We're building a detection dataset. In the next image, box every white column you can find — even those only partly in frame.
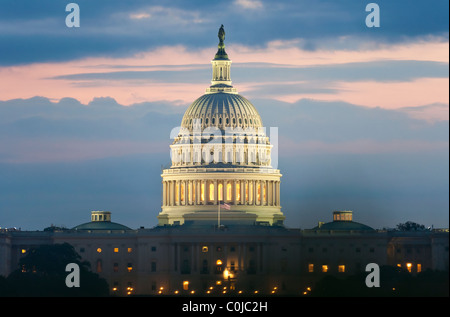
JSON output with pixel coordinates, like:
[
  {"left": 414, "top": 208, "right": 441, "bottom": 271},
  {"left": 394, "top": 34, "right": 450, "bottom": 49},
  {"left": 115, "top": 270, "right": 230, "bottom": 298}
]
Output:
[
  {"left": 276, "top": 181, "right": 280, "bottom": 206},
  {"left": 197, "top": 180, "right": 201, "bottom": 205},
  {"left": 233, "top": 180, "right": 237, "bottom": 205},
  {"left": 252, "top": 180, "right": 256, "bottom": 205},
  {"left": 163, "top": 181, "right": 167, "bottom": 206},
  {"left": 214, "top": 179, "right": 218, "bottom": 205},
  {"left": 240, "top": 180, "right": 245, "bottom": 205},
  {"left": 184, "top": 180, "right": 188, "bottom": 205},
  {"left": 177, "top": 180, "right": 181, "bottom": 206}
]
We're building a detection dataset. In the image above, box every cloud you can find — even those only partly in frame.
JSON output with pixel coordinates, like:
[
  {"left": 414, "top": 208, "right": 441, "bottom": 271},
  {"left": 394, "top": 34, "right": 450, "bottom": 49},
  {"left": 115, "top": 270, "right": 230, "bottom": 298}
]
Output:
[
  {"left": 234, "top": 0, "right": 263, "bottom": 10},
  {"left": 0, "top": 0, "right": 447, "bottom": 65}
]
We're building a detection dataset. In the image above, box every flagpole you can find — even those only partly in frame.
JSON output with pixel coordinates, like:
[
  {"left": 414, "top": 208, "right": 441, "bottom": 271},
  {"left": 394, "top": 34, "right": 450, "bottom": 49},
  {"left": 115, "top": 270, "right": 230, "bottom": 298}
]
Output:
[{"left": 218, "top": 201, "right": 221, "bottom": 228}]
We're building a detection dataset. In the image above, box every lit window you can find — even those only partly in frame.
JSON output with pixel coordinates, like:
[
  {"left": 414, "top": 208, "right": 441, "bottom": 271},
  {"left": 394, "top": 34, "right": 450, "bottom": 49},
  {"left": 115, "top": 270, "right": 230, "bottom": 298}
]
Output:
[
  {"left": 216, "top": 259, "right": 223, "bottom": 266},
  {"left": 218, "top": 183, "right": 223, "bottom": 201},
  {"left": 227, "top": 183, "right": 232, "bottom": 200},
  {"left": 21, "top": 249, "right": 26, "bottom": 254},
  {"left": 127, "top": 263, "right": 133, "bottom": 272},
  {"left": 201, "top": 183, "right": 205, "bottom": 201},
  {"left": 263, "top": 184, "right": 266, "bottom": 202},
  {"left": 322, "top": 265, "right": 328, "bottom": 273},
  {"left": 406, "top": 263, "right": 412, "bottom": 273},
  {"left": 97, "top": 248, "right": 102, "bottom": 253},
  {"left": 128, "top": 247, "right": 132, "bottom": 253},
  {"left": 308, "top": 264, "right": 314, "bottom": 273},
  {"left": 245, "top": 183, "right": 249, "bottom": 202},
  {"left": 181, "top": 182, "right": 185, "bottom": 202},
  {"left": 257, "top": 183, "right": 261, "bottom": 202},
  {"left": 209, "top": 183, "right": 215, "bottom": 201},
  {"left": 183, "top": 281, "right": 189, "bottom": 290},
  {"left": 338, "top": 265, "right": 345, "bottom": 273},
  {"left": 417, "top": 263, "right": 422, "bottom": 273},
  {"left": 114, "top": 247, "right": 119, "bottom": 253}
]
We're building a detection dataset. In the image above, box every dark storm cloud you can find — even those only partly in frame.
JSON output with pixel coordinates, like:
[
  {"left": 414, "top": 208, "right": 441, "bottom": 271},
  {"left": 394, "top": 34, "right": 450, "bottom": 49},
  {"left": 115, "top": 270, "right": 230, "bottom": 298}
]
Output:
[{"left": 0, "top": 0, "right": 448, "bottom": 65}]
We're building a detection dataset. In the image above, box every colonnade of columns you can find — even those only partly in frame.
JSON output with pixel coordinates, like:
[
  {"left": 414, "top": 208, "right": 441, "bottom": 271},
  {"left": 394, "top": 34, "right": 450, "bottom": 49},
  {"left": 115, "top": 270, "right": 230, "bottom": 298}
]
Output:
[{"left": 162, "top": 179, "right": 280, "bottom": 208}]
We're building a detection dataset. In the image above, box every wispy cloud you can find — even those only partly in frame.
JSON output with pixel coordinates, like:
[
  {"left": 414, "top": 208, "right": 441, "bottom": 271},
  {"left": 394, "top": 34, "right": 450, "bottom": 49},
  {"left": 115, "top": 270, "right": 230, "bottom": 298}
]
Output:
[{"left": 234, "top": 0, "right": 264, "bottom": 10}]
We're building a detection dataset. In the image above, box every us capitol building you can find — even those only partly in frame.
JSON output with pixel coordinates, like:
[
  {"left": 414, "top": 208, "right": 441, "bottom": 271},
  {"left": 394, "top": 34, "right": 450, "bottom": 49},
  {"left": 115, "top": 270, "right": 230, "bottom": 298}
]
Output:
[{"left": 0, "top": 26, "right": 448, "bottom": 296}]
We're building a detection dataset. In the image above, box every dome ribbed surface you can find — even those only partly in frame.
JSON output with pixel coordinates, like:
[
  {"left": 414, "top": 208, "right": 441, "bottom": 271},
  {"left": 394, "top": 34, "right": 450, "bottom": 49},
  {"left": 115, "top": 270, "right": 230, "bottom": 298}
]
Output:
[{"left": 180, "top": 93, "right": 263, "bottom": 130}]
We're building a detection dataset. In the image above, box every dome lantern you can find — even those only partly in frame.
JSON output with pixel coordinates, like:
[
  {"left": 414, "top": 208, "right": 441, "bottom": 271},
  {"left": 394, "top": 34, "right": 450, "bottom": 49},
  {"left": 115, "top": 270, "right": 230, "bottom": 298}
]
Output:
[{"left": 208, "top": 25, "right": 236, "bottom": 93}]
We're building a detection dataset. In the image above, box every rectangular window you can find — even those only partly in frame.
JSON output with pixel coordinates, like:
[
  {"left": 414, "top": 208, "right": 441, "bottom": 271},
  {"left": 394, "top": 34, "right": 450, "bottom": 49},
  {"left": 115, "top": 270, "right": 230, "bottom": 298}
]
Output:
[
  {"left": 245, "top": 182, "right": 249, "bottom": 202},
  {"left": 114, "top": 247, "right": 119, "bottom": 253},
  {"left": 235, "top": 182, "right": 240, "bottom": 201},
  {"left": 113, "top": 263, "right": 119, "bottom": 272},
  {"left": 201, "top": 183, "right": 205, "bottom": 201},
  {"left": 209, "top": 183, "right": 214, "bottom": 201},
  {"left": 227, "top": 183, "right": 232, "bottom": 201},
  {"left": 262, "top": 183, "right": 266, "bottom": 203},
  {"left": 338, "top": 265, "right": 345, "bottom": 273},
  {"left": 257, "top": 183, "right": 261, "bottom": 202},
  {"left": 151, "top": 261, "right": 157, "bottom": 272},
  {"left": 417, "top": 263, "right": 422, "bottom": 273},
  {"left": 128, "top": 247, "right": 132, "bottom": 253},
  {"left": 322, "top": 265, "right": 328, "bottom": 273},
  {"left": 308, "top": 263, "right": 314, "bottom": 273},
  {"left": 96, "top": 260, "right": 102, "bottom": 273},
  {"left": 181, "top": 182, "right": 185, "bottom": 203},
  {"left": 218, "top": 183, "right": 223, "bottom": 201},
  {"left": 127, "top": 263, "right": 133, "bottom": 272},
  {"left": 406, "top": 263, "right": 412, "bottom": 272}
]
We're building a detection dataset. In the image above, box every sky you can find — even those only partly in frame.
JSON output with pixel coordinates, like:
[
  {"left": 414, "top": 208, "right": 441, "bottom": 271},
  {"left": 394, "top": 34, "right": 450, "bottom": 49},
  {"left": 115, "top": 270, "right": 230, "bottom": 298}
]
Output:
[{"left": 0, "top": 0, "right": 448, "bottom": 230}]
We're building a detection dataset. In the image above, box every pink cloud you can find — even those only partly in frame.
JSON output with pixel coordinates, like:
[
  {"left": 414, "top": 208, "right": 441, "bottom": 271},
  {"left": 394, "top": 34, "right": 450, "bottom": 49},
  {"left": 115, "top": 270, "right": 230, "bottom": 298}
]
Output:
[{"left": 0, "top": 39, "right": 447, "bottom": 114}]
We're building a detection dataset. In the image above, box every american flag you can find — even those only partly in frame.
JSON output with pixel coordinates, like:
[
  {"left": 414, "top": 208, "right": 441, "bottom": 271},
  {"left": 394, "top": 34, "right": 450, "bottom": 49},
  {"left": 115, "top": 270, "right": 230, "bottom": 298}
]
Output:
[{"left": 220, "top": 202, "right": 231, "bottom": 210}]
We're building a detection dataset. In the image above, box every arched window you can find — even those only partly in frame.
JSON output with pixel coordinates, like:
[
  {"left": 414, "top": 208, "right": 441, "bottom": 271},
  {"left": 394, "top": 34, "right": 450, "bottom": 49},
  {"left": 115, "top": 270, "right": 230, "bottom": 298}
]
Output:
[
  {"left": 226, "top": 183, "right": 232, "bottom": 201},
  {"left": 216, "top": 259, "right": 223, "bottom": 273}
]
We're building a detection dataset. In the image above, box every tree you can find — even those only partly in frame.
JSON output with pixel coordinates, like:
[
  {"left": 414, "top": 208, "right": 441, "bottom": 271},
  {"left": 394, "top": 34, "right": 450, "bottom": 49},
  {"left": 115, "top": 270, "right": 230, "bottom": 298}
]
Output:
[
  {"left": 396, "top": 221, "right": 427, "bottom": 231},
  {"left": 4, "top": 243, "right": 109, "bottom": 296}
]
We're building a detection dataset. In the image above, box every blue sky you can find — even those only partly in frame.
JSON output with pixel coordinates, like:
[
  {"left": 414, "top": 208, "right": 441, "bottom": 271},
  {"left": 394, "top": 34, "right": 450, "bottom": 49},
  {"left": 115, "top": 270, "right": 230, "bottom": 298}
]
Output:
[{"left": 0, "top": 0, "right": 448, "bottom": 230}]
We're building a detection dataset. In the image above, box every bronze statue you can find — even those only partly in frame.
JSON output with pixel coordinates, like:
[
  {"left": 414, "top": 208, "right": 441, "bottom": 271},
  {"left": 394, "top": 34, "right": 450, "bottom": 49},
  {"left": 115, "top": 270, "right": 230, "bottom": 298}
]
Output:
[{"left": 218, "top": 24, "right": 225, "bottom": 44}]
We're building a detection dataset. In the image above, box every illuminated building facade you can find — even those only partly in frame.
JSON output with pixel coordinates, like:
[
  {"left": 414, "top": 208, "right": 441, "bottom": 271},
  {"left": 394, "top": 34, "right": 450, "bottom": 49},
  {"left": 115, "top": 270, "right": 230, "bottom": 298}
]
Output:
[{"left": 158, "top": 25, "right": 284, "bottom": 226}]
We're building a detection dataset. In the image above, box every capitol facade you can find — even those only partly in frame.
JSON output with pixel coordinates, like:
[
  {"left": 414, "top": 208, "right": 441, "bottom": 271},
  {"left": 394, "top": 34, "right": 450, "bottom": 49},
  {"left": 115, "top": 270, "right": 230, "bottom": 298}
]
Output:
[{"left": 0, "top": 26, "right": 448, "bottom": 297}]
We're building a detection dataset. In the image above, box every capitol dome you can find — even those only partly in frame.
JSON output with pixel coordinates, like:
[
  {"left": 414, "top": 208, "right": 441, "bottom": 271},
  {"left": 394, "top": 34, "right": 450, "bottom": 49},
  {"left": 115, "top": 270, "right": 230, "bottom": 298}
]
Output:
[
  {"left": 180, "top": 93, "right": 263, "bottom": 131},
  {"left": 158, "top": 25, "right": 285, "bottom": 227}
]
